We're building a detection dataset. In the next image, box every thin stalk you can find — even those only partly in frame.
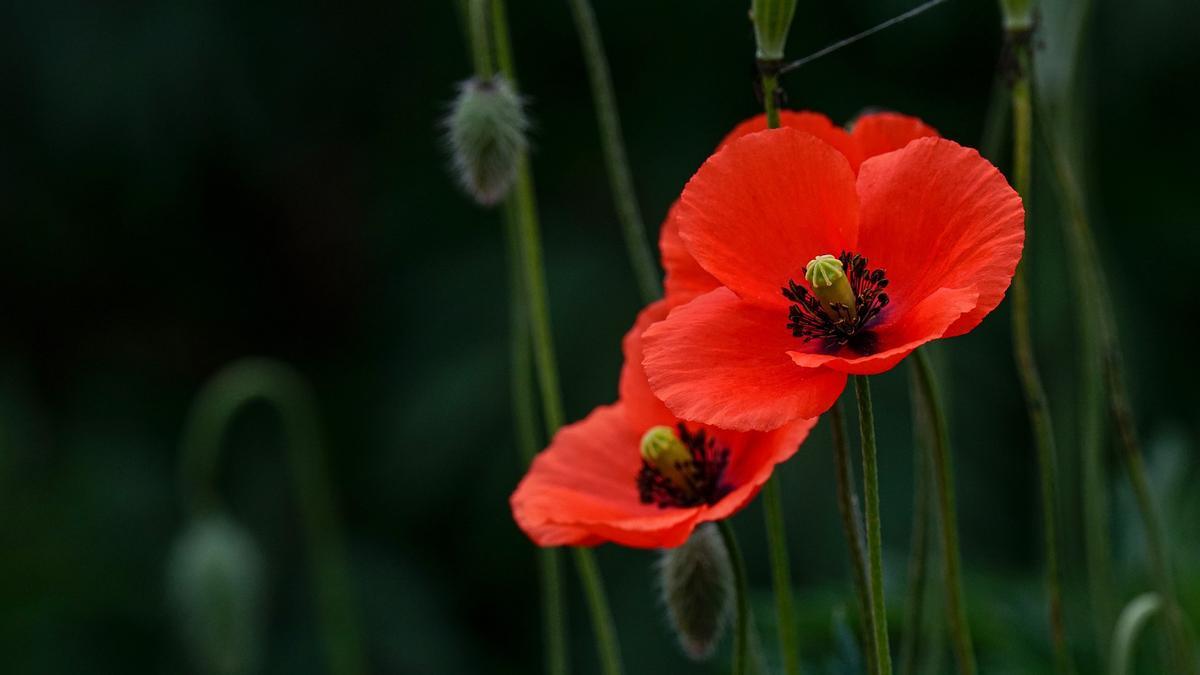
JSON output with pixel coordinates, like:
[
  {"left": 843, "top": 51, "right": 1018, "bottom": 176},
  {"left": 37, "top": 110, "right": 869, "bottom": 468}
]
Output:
[
  {"left": 178, "top": 359, "right": 366, "bottom": 675},
  {"left": 468, "top": 0, "right": 493, "bottom": 78},
  {"left": 1007, "top": 46, "right": 1076, "bottom": 675},
  {"left": 761, "top": 72, "right": 782, "bottom": 128},
  {"left": 1110, "top": 594, "right": 1163, "bottom": 675},
  {"left": 831, "top": 400, "right": 877, "bottom": 674},
  {"left": 491, "top": 5, "right": 623, "bottom": 672},
  {"left": 763, "top": 478, "right": 801, "bottom": 675},
  {"left": 504, "top": 201, "right": 568, "bottom": 675},
  {"left": 899, "top": 369, "right": 932, "bottom": 675},
  {"left": 911, "top": 350, "right": 979, "bottom": 675},
  {"left": 564, "top": 0, "right": 660, "bottom": 304},
  {"left": 853, "top": 375, "right": 893, "bottom": 675},
  {"left": 718, "top": 520, "right": 751, "bottom": 675}
]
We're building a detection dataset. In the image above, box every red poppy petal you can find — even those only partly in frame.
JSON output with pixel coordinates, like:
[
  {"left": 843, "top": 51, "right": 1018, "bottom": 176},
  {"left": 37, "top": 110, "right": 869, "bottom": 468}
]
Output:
[
  {"left": 675, "top": 128, "right": 860, "bottom": 309},
  {"left": 510, "top": 403, "right": 702, "bottom": 548},
  {"left": 619, "top": 299, "right": 680, "bottom": 433},
  {"left": 717, "top": 110, "right": 858, "bottom": 164},
  {"left": 786, "top": 286, "right": 979, "bottom": 375},
  {"left": 659, "top": 202, "right": 721, "bottom": 305},
  {"left": 849, "top": 112, "right": 939, "bottom": 167},
  {"left": 855, "top": 137, "right": 1025, "bottom": 336},
  {"left": 642, "top": 287, "right": 847, "bottom": 431}
]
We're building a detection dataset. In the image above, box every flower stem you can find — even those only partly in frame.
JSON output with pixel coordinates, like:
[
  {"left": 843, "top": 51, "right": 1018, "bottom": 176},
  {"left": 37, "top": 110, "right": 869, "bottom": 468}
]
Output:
[
  {"left": 1110, "top": 594, "right": 1163, "bottom": 675},
  {"left": 489, "top": 4, "right": 624, "bottom": 672},
  {"left": 763, "top": 477, "right": 802, "bottom": 675},
  {"left": 178, "top": 358, "right": 366, "bottom": 675},
  {"left": 504, "top": 199, "right": 568, "bottom": 675},
  {"left": 1007, "top": 48, "right": 1076, "bottom": 675},
  {"left": 853, "top": 375, "right": 893, "bottom": 675},
  {"left": 910, "top": 350, "right": 978, "bottom": 675},
  {"left": 831, "top": 400, "right": 877, "bottom": 673},
  {"left": 761, "top": 71, "right": 782, "bottom": 128},
  {"left": 718, "top": 520, "right": 751, "bottom": 675},
  {"left": 564, "top": 0, "right": 660, "bottom": 304},
  {"left": 899, "top": 368, "right": 932, "bottom": 675}
]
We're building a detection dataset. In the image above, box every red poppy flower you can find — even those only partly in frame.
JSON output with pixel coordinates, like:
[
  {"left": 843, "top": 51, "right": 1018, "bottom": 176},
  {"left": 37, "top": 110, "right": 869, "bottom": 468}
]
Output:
[
  {"left": 510, "top": 300, "right": 817, "bottom": 548},
  {"left": 644, "top": 124, "right": 1024, "bottom": 432}
]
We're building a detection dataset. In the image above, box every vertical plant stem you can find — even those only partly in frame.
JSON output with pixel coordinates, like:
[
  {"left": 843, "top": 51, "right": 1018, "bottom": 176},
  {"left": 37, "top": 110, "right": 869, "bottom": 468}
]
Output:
[
  {"left": 911, "top": 350, "right": 979, "bottom": 675},
  {"left": 899, "top": 369, "right": 932, "bottom": 675},
  {"left": 853, "top": 375, "right": 893, "bottom": 675},
  {"left": 468, "top": 0, "right": 494, "bottom": 77},
  {"left": 179, "top": 359, "right": 366, "bottom": 675},
  {"left": 831, "top": 400, "right": 877, "bottom": 674},
  {"left": 1110, "top": 594, "right": 1164, "bottom": 675},
  {"left": 564, "top": 0, "right": 660, "bottom": 303},
  {"left": 504, "top": 201, "right": 568, "bottom": 675},
  {"left": 1007, "top": 46, "right": 1075, "bottom": 675},
  {"left": 718, "top": 520, "right": 751, "bottom": 675},
  {"left": 763, "top": 479, "right": 801, "bottom": 675},
  {"left": 761, "top": 71, "right": 782, "bottom": 128}
]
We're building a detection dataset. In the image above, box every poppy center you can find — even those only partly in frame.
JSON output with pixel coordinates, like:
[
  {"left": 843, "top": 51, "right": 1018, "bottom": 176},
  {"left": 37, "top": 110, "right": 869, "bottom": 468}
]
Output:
[
  {"left": 637, "top": 424, "right": 732, "bottom": 509},
  {"left": 783, "top": 251, "right": 889, "bottom": 354}
]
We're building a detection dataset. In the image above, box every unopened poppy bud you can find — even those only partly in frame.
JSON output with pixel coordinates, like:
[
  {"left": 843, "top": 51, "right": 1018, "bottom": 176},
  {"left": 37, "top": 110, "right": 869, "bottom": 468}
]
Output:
[
  {"left": 167, "top": 515, "right": 265, "bottom": 675},
  {"left": 641, "top": 425, "right": 694, "bottom": 494},
  {"left": 446, "top": 75, "right": 528, "bottom": 206},
  {"left": 805, "top": 254, "right": 857, "bottom": 322},
  {"left": 658, "top": 523, "right": 734, "bottom": 660},
  {"left": 751, "top": 0, "right": 799, "bottom": 60}
]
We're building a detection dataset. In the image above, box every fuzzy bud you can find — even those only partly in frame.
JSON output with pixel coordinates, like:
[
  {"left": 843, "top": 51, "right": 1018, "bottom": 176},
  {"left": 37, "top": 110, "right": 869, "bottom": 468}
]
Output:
[
  {"left": 657, "top": 523, "right": 734, "bottom": 660},
  {"left": 167, "top": 515, "right": 265, "bottom": 675},
  {"left": 446, "top": 76, "right": 528, "bottom": 206},
  {"left": 751, "top": 0, "right": 799, "bottom": 61}
]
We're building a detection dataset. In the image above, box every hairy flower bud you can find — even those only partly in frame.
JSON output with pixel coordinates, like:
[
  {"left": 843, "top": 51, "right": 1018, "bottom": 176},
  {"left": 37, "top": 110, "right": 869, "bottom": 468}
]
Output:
[
  {"left": 657, "top": 523, "right": 734, "bottom": 660},
  {"left": 445, "top": 76, "right": 528, "bottom": 206},
  {"left": 167, "top": 515, "right": 265, "bottom": 675},
  {"left": 751, "top": 0, "right": 799, "bottom": 60}
]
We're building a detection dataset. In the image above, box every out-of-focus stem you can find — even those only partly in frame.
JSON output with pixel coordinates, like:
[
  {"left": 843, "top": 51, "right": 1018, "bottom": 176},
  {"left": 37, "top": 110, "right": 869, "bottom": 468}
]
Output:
[
  {"left": 179, "top": 359, "right": 366, "bottom": 675},
  {"left": 1110, "top": 594, "right": 1163, "bottom": 675},
  {"left": 1007, "top": 51, "right": 1074, "bottom": 674},
  {"left": 854, "top": 375, "right": 893, "bottom": 675},
  {"left": 899, "top": 369, "right": 932, "bottom": 675},
  {"left": 762, "top": 478, "right": 801, "bottom": 675},
  {"left": 831, "top": 400, "right": 877, "bottom": 674},
  {"left": 718, "top": 520, "right": 751, "bottom": 675},
  {"left": 911, "top": 350, "right": 978, "bottom": 675},
  {"left": 564, "top": 0, "right": 660, "bottom": 304}
]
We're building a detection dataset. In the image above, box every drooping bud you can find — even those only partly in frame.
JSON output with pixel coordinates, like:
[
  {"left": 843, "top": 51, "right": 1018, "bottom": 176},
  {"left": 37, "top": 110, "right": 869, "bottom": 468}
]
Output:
[
  {"left": 805, "top": 254, "right": 857, "bottom": 322},
  {"left": 750, "top": 0, "right": 799, "bottom": 60},
  {"left": 641, "top": 425, "right": 694, "bottom": 495},
  {"left": 167, "top": 515, "right": 265, "bottom": 675},
  {"left": 658, "top": 523, "right": 734, "bottom": 660},
  {"left": 445, "top": 75, "right": 528, "bottom": 206}
]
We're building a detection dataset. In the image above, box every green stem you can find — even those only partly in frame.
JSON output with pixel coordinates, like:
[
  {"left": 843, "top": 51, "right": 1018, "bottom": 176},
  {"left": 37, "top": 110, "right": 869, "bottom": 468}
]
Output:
[
  {"left": 564, "top": 0, "right": 660, "bottom": 304},
  {"left": 763, "top": 478, "right": 801, "bottom": 675},
  {"left": 178, "top": 358, "right": 366, "bottom": 675},
  {"left": 718, "top": 520, "right": 751, "bottom": 675},
  {"left": 853, "top": 375, "right": 893, "bottom": 675},
  {"left": 761, "top": 71, "right": 782, "bottom": 128},
  {"left": 1110, "top": 594, "right": 1163, "bottom": 675},
  {"left": 831, "top": 400, "right": 877, "bottom": 673},
  {"left": 468, "top": 0, "right": 493, "bottom": 77},
  {"left": 911, "top": 350, "right": 979, "bottom": 675},
  {"left": 1007, "top": 51, "right": 1076, "bottom": 675},
  {"left": 504, "top": 200, "right": 568, "bottom": 675},
  {"left": 899, "top": 368, "right": 932, "bottom": 675}
]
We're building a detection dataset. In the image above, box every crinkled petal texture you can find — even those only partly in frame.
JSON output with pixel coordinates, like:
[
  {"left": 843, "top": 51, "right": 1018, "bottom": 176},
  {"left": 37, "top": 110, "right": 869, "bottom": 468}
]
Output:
[
  {"left": 645, "top": 129, "right": 1023, "bottom": 428},
  {"left": 511, "top": 300, "right": 817, "bottom": 548}
]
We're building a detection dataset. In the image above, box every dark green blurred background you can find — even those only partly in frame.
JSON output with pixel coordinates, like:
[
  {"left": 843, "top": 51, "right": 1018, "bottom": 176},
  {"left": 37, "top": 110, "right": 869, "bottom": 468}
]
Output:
[{"left": 2, "top": 0, "right": 1198, "bottom": 673}]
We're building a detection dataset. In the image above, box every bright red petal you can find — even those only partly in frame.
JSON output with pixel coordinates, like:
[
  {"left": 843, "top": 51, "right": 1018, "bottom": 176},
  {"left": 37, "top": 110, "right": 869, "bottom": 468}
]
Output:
[
  {"left": 717, "top": 110, "right": 858, "bottom": 163},
  {"left": 675, "top": 128, "right": 860, "bottom": 308},
  {"left": 619, "top": 299, "right": 680, "bottom": 433},
  {"left": 642, "top": 287, "right": 847, "bottom": 431},
  {"left": 787, "top": 286, "right": 979, "bottom": 375},
  {"left": 856, "top": 137, "right": 1025, "bottom": 337},
  {"left": 510, "top": 404, "right": 701, "bottom": 548},
  {"left": 850, "top": 112, "right": 939, "bottom": 168},
  {"left": 659, "top": 203, "right": 720, "bottom": 305}
]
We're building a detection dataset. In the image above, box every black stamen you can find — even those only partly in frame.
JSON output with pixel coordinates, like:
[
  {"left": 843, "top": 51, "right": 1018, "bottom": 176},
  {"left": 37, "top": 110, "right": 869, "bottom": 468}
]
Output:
[
  {"left": 637, "top": 424, "right": 732, "bottom": 509},
  {"left": 784, "top": 251, "right": 889, "bottom": 354}
]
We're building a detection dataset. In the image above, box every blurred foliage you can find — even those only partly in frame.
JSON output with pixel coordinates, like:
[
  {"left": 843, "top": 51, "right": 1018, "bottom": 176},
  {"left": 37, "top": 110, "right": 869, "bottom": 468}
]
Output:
[{"left": 1, "top": 0, "right": 1199, "bottom": 673}]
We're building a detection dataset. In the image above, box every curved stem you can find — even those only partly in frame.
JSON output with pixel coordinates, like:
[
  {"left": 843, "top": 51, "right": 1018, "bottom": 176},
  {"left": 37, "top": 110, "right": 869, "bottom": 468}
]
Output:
[
  {"left": 853, "top": 375, "right": 893, "bottom": 675},
  {"left": 911, "top": 350, "right": 978, "bottom": 675},
  {"left": 763, "top": 478, "right": 801, "bottom": 675},
  {"left": 831, "top": 400, "right": 877, "bottom": 673},
  {"left": 1007, "top": 53, "right": 1076, "bottom": 675},
  {"left": 899, "top": 368, "right": 932, "bottom": 675},
  {"left": 718, "top": 520, "right": 751, "bottom": 675},
  {"left": 178, "top": 358, "right": 366, "bottom": 675},
  {"left": 1110, "top": 594, "right": 1163, "bottom": 675},
  {"left": 564, "top": 0, "right": 660, "bottom": 304}
]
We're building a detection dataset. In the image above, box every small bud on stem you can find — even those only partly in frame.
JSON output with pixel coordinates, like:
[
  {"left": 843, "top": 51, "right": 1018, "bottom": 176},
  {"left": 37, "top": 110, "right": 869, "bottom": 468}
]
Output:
[
  {"left": 446, "top": 76, "right": 528, "bottom": 207},
  {"left": 658, "top": 523, "right": 734, "bottom": 660}
]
